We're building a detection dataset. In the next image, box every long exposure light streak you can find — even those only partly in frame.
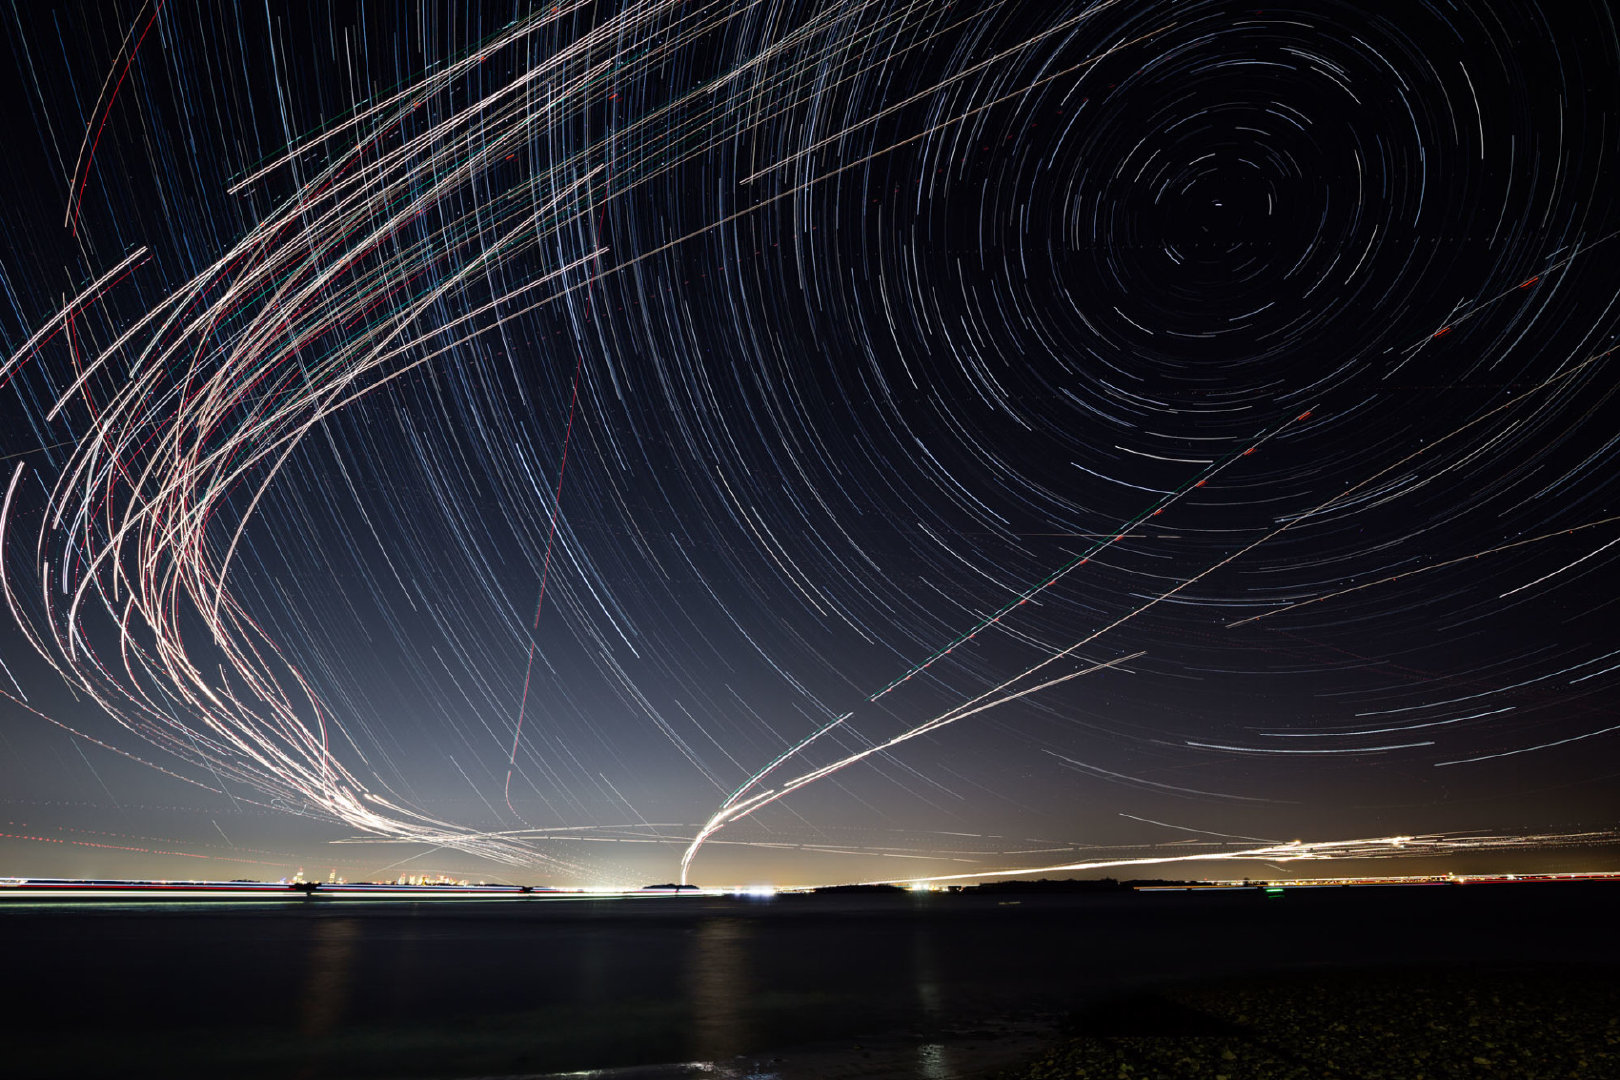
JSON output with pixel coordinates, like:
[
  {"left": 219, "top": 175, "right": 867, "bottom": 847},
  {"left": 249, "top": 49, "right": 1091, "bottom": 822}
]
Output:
[{"left": 879, "top": 831, "right": 1620, "bottom": 885}]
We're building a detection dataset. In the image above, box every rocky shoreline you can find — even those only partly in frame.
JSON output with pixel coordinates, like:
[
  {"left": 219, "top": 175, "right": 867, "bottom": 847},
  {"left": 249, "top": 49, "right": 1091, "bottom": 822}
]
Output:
[{"left": 991, "top": 967, "right": 1618, "bottom": 1080}]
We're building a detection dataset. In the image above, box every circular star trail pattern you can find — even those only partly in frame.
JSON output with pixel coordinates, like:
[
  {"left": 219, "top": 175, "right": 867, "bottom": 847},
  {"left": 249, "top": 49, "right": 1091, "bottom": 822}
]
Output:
[{"left": 0, "top": 0, "right": 1617, "bottom": 884}]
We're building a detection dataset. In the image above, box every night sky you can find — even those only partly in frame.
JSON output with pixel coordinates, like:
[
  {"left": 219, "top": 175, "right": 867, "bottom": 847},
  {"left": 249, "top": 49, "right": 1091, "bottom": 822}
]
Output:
[{"left": 1, "top": 0, "right": 1618, "bottom": 888}]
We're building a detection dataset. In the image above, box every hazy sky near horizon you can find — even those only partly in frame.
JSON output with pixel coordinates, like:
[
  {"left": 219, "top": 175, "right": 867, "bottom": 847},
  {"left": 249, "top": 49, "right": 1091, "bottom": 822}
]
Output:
[{"left": 2, "top": 0, "right": 1618, "bottom": 887}]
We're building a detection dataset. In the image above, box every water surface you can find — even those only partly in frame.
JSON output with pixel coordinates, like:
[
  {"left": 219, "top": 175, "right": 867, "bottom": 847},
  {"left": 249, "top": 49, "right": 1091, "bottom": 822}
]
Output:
[{"left": 3, "top": 884, "right": 1613, "bottom": 1078}]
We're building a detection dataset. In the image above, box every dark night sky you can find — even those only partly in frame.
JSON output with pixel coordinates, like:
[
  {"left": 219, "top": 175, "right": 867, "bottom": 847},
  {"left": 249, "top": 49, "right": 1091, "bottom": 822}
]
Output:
[{"left": 1, "top": 0, "right": 1617, "bottom": 887}]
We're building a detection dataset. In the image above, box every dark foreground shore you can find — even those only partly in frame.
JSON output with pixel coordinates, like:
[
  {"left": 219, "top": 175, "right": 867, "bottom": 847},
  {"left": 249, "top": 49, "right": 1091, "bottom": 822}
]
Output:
[{"left": 995, "top": 966, "right": 1618, "bottom": 1080}]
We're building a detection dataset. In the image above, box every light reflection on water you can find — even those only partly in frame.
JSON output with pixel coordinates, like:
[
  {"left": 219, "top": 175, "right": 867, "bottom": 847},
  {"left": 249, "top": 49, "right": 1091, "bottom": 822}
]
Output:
[
  {"left": 300, "top": 917, "right": 358, "bottom": 1037},
  {"left": 538, "top": 1065, "right": 782, "bottom": 1080},
  {"left": 916, "top": 1044, "right": 950, "bottom": 1080},
  {"left": 911, "top": 924, "right": 952, "bottom": 1080},
  {"left": 690, "top": 918, "right": 752, "bottom": 1064}
]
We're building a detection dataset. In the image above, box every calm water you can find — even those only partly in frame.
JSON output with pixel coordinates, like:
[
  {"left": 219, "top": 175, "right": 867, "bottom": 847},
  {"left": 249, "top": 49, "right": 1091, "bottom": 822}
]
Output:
[{"left": 2, "top": 885, "right": 1615, "bottom": 1078}]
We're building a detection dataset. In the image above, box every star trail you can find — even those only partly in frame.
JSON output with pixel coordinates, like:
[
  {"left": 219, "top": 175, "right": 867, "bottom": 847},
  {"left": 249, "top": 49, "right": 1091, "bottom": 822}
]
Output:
[{"left": 0, "top": 0, "right": 1617, "bottom": 887}]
